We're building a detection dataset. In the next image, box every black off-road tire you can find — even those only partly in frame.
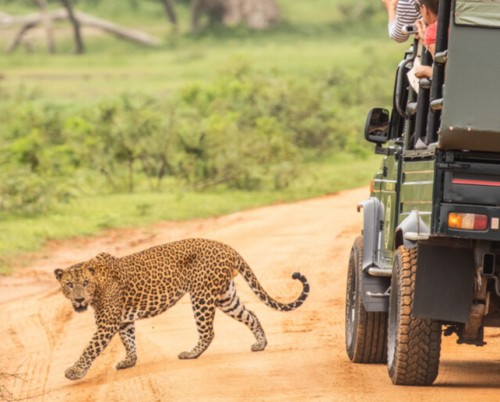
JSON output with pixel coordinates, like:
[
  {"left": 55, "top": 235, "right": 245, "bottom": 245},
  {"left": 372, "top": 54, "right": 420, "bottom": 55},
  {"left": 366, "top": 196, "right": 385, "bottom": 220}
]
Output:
[
  {"left": 387, "top": 246, "right": 441, "bottom": 385},
  {"left": 345, "top": 236, "right": 388, "bottom": 363}
]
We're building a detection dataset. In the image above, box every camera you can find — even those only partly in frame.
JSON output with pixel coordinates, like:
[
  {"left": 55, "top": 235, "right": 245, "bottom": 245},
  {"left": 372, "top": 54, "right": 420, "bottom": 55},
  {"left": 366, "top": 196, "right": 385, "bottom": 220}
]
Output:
[{"left": 403, "top": 24, "right": 417, "bottom": 34}]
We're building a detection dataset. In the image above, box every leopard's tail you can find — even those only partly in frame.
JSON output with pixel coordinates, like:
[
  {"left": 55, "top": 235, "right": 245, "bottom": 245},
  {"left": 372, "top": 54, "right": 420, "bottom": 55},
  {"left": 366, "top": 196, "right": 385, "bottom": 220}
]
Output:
[{"left": 236, "top": 258, "right": 310, "bottom": 311}]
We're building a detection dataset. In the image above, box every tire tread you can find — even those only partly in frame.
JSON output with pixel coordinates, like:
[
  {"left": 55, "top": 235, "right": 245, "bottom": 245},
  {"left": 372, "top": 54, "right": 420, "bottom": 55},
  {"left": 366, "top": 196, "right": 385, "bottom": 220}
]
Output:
[{"left": 388, "top": 246, "right": 441, "bottom": 385}]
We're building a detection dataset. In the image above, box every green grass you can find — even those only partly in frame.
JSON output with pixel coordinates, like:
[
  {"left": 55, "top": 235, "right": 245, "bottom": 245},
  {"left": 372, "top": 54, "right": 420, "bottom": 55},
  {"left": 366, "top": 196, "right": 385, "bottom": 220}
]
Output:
[
  {"left": 0, "top": 154, "right": 379, "bottom": 273},
  {"left": 0, "top": 39, "right": 404, "bottom": 100}
]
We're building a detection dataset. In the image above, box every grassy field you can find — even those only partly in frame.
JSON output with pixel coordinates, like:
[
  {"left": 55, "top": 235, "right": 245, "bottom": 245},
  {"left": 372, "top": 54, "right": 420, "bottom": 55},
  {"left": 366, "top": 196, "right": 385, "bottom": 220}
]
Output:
[
  {"left": 0, "top": 0, "right": 409, "bottom": 272},
  {"left": 0, "top": 1, "right": 407, "bottom": 98},
  {"left": 0, "top": 154, "right": 379, "bottom": 269}
]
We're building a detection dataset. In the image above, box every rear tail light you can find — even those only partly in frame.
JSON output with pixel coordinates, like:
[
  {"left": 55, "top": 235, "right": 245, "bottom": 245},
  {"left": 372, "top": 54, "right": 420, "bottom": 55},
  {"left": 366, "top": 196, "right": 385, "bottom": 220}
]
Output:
[{"left": 448, "top": 213, "right": 488, "bottom": 231}]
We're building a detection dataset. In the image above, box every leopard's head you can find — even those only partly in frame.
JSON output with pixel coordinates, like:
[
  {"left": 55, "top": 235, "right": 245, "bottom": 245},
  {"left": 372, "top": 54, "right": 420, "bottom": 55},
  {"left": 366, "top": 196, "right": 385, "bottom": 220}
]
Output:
[{"left": 54, "top": 262, "right": 97, "bottom": 313}]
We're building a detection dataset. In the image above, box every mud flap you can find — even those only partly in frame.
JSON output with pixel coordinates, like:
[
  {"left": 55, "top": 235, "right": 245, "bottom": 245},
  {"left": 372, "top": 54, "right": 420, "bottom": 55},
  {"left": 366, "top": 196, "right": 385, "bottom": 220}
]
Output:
[
  {"left": 413, "top": 243, "right": 474, "bottom": 323},
  {"left": 362, "top": 271, "right": 390, "bottom": 312},
  {"left": 358, "top": 197, "right": 390, "bottom": 312}
]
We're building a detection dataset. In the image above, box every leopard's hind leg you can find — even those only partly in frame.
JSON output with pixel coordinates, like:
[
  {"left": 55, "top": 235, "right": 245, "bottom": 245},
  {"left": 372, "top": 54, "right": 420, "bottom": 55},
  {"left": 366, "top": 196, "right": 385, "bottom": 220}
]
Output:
[
  {"left": 217, "top": 280, "right": 267, "bottom": 352},
  {"left": 116, "top": 322, "right": 137, "bottom": 369},
  {"left": 178, "top": 293, "right": 216, "bottom": 359}
]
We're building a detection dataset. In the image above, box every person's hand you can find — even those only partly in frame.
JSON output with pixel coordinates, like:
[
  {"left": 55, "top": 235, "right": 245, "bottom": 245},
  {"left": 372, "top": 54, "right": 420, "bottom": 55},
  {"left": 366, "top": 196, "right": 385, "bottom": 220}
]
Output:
[
  {"left": 415, "top": 65, "right": 432, "bottom": 78},
  {"left": 415, "top": 18, "right": 426, "bottom": 41},
  {"left": 416, "top": 18, "right": 426, "bottom": 37}
]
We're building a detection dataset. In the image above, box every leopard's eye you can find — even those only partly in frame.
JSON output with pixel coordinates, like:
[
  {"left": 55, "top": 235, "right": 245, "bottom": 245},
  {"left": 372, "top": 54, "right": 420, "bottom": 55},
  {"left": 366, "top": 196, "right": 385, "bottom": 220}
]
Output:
[
  {"left": 83, "top": 280, "right": 89, "bottom": 287},
  {"left": 66, "top": 282, "right": 73, "bottom": 289}
]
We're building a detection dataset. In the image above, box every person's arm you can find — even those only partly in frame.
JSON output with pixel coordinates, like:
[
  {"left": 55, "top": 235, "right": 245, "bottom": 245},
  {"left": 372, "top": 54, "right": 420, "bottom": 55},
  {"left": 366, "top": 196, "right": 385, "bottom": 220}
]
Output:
[
  {"left": 382, "top": 0, "right": 398, "bottom": 22},
  {"left": 385, "top": 0, "right": 421, "bottom": 43}
]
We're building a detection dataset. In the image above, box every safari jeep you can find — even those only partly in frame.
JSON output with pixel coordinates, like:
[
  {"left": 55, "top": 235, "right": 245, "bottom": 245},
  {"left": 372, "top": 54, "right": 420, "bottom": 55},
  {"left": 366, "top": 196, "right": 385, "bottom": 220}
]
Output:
[{"left": 345, "top": 0, "right": 500, "bottom": 386}]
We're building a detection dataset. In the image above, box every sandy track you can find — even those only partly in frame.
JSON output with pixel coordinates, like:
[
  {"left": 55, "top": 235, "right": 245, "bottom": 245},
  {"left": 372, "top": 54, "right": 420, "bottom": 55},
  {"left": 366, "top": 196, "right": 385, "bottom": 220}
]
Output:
[{"left": 2, "top": 187, "right": 500, "bottom": 401}]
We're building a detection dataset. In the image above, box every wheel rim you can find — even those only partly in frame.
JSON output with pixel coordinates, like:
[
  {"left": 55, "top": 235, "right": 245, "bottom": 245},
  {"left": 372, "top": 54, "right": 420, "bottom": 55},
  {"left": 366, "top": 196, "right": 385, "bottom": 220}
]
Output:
[
  {"left": 387, "top": 277, "right": 397, "bottom": 368},
  {"left": 346, "top": 251, "right": 358, "bottom": 350}
]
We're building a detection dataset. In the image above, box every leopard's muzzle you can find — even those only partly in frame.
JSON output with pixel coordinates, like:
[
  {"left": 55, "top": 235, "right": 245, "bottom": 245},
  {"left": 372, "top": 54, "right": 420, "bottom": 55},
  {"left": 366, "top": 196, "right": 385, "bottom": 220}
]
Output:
[{"left": 72, "top": 297, "right": 89, "bottom": 312}]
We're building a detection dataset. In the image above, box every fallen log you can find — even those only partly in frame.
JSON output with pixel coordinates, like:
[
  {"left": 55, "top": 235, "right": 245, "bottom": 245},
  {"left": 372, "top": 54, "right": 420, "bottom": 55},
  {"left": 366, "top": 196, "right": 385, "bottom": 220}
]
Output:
[{"left": 1, "top": 8, "right": 161, "bottom": 53}]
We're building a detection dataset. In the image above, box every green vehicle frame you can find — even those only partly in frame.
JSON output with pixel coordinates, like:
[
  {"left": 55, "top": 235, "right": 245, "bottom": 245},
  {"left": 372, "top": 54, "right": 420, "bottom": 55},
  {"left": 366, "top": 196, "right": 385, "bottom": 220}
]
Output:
[{"left": 345, "top": 0, "right": 500, "bottom": 386}]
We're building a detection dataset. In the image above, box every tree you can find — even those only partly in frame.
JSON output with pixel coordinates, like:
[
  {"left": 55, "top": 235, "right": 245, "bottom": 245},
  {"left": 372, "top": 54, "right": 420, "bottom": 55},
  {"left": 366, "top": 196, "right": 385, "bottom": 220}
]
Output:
[
  {"left": 35, "top": 0, "right": 56, "bottom": 53},
  {"left": 191, "top": 0, "right": 280, "bottom": 32},
  {"left": 159, "top": 0, "right": 178, "bottom": 30},
  {"left": 60, "top": 0, "right": 84, "bottom": 54}
]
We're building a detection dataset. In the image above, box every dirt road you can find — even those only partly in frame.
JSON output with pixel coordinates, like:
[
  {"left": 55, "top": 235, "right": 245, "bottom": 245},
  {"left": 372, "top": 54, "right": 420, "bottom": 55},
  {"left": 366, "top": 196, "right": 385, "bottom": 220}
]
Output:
[{"left": 2, "top": 187, "right": 500, "bottom": 401}]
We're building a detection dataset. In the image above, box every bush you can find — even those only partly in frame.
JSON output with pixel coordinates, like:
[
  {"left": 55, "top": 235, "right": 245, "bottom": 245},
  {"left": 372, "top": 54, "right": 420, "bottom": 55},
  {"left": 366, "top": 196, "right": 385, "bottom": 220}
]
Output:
[{"left": 0, "top": 59, "right": 383, "bottom": 215}]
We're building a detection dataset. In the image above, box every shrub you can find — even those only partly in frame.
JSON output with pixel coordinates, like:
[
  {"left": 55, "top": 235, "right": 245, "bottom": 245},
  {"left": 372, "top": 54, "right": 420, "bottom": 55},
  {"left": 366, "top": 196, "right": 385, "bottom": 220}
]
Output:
[{"left": 0, "top": 59, "right": 380, "bottom": 215}]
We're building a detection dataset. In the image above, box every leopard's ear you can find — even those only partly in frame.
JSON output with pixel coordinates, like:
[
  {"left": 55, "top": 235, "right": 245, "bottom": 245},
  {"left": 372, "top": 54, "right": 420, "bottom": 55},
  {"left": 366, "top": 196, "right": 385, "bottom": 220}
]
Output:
[{"left": 54, "top": 268, "right": 64, "bottom": 282}]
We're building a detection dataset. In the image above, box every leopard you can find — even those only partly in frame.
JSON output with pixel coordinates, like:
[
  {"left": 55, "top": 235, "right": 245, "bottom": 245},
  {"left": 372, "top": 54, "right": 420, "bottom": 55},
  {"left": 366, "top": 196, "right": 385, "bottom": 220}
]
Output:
[{"left": 54, "top": 238, "right": 310, "bottom": 380}]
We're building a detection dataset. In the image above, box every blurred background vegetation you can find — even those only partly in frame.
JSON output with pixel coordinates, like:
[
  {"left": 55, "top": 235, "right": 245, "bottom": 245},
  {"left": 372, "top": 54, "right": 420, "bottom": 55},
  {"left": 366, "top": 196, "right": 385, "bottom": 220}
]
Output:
[{"left": 0, "top": 0, "right": 409, "bottom": 271}]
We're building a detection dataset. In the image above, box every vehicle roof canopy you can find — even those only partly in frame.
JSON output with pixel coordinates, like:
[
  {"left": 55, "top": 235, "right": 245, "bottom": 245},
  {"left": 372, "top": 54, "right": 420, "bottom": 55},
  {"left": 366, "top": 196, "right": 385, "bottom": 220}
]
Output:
[
  {"left": 438, "top": 0, "right": 500, "bottom": 151},
  {"left": 455, "top": 0, "right": 500, "bottom": 28}
]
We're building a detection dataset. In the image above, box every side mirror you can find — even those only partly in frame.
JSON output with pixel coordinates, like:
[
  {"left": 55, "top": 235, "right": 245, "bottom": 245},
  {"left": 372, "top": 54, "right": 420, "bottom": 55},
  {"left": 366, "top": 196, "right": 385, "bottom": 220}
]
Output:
[{"left": 365, "top": 108, "right": 390, "bottom": 145}]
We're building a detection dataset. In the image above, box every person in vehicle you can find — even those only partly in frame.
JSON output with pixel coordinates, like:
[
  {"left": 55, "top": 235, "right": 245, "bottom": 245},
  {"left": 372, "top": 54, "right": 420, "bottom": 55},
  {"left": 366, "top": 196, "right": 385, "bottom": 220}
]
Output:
[
  {"left": 414, "top": 0, "right": 439, "bottom": 78},
  {"left": 382, "top": 0, "right": 421, "bottom": 43}
]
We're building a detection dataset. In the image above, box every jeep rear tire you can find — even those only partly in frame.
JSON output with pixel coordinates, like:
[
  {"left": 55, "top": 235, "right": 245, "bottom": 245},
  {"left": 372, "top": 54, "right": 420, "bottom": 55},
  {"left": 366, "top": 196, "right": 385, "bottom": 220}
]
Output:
[
  {"left": 387, "top": 246, "right": 441, "bottom": 385},
  {"left": 345, "top": 236, "right": 387, "bottom": 363}
]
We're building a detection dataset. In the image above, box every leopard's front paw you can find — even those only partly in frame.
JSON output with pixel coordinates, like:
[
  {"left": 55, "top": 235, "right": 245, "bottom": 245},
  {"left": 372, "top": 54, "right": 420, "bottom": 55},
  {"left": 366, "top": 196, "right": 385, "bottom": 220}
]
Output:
[{"left": 65, "top": 365, "right": 88, "bottom": 380}]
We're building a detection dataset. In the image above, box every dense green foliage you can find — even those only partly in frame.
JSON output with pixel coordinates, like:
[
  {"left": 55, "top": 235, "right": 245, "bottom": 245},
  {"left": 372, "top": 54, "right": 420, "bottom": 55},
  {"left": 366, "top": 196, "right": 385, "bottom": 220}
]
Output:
[
  {"left": 0, "top": 58, "right": 390, "bottom": 217},
  {"left": 0, "top": 0, "right": 408, "bottom": 271}
]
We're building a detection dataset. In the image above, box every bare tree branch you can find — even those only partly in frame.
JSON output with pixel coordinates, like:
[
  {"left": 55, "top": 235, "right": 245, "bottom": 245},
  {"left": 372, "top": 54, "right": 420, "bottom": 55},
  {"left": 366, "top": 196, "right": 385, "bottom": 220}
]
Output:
[
  {"left": 75, "top": 11, "right": 161, "bottom": 46},
  {"left": 159, "top": 0, "right": 178, "bottom": 27},
  {"left": 59, "top": 0, "right": 84, "bottom": 53},
  {"left": 35, "top": 0, "right": 56, "bottom": 53}
]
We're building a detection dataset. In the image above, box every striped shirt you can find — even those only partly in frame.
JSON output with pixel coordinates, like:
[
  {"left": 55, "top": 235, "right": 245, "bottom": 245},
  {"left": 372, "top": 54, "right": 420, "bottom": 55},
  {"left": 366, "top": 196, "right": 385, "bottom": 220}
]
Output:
[{"left": 388, "top": 0, "right": 421, "bottom": 43}]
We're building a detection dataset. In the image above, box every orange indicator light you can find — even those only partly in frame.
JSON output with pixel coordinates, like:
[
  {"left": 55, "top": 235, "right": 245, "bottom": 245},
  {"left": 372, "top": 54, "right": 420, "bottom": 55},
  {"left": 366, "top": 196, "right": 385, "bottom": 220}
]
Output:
[{"left": 448, "top": 213, "right": 488, "bottom": 231}]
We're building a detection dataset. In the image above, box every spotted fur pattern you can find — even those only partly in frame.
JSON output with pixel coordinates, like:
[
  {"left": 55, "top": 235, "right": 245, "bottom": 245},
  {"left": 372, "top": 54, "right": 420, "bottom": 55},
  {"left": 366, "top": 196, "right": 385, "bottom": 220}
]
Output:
[{"left": 54, "top": 238, "right": 310, "bottom": 380}]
